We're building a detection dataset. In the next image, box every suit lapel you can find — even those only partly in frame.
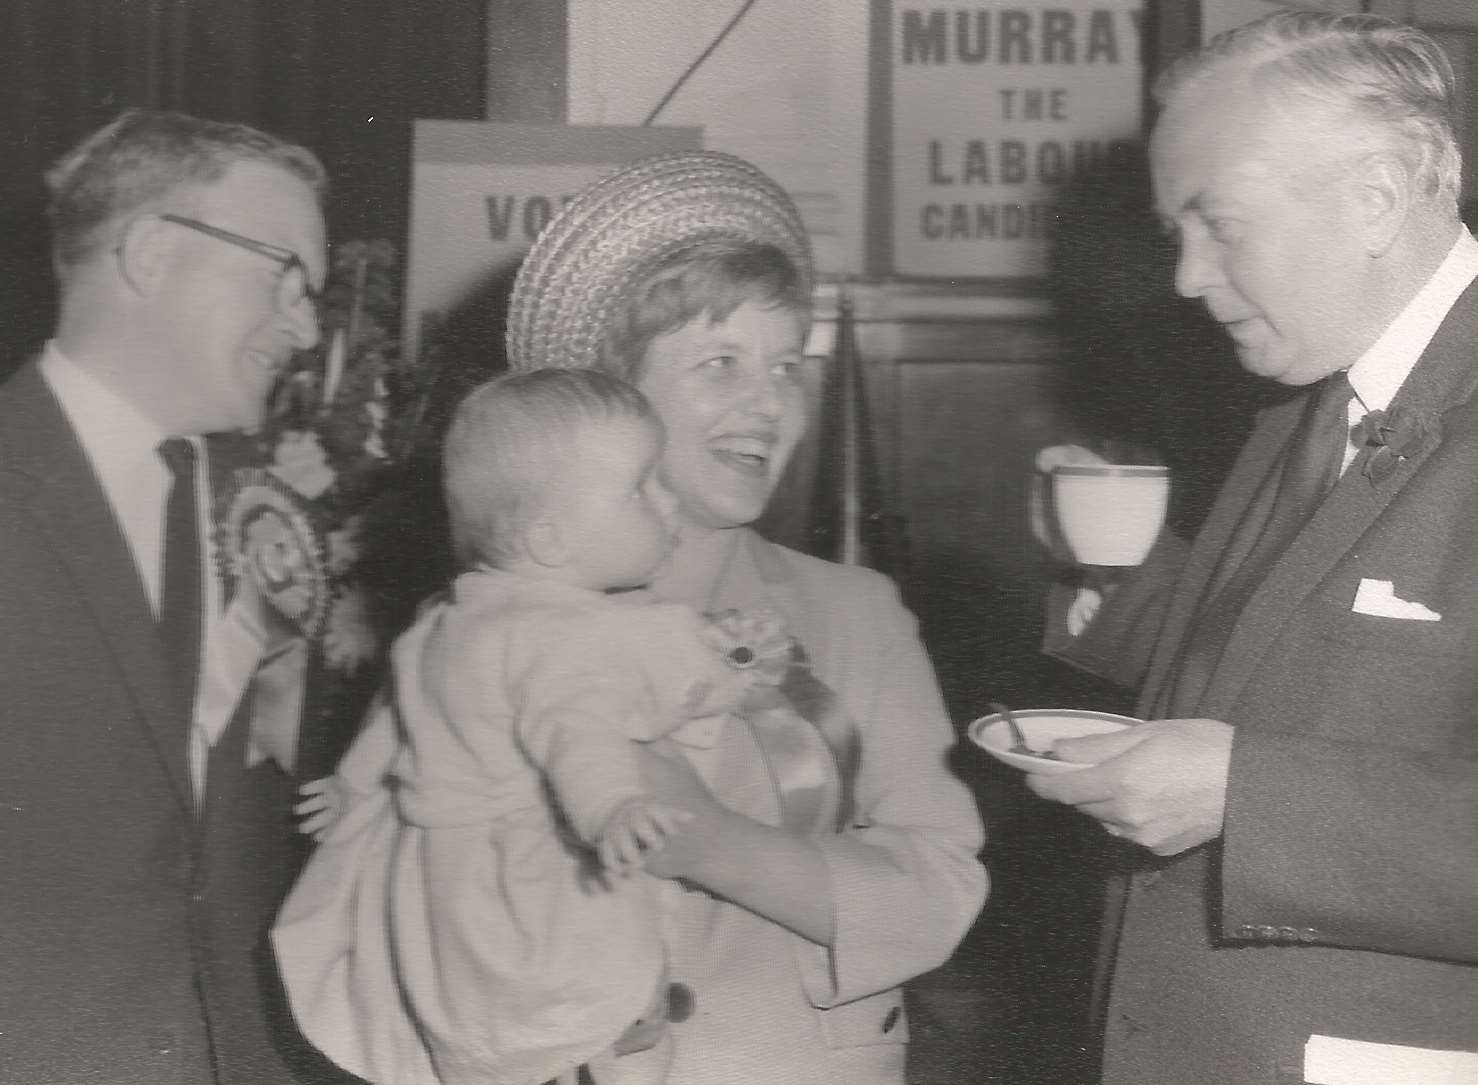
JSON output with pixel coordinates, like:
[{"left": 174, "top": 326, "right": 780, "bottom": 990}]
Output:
[
  {"left": 1203, "top": 279, "right": 1478, "bottom": 718},
  {"left": 1140, "top": 395, "right": 1303, "bottom": 714},
  {"left": 0, "top": 364, "right": 193, "bottom": 810}
]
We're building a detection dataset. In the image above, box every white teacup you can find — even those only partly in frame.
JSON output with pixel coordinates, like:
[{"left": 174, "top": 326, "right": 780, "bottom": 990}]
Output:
[{"left": 1052, "top": 464, "right": 1169, "bottom": 566}]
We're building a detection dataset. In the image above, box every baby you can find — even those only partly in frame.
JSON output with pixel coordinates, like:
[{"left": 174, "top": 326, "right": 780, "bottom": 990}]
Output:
[{"left": 273, "top": 369, "right": 786, "bottom": 1085}]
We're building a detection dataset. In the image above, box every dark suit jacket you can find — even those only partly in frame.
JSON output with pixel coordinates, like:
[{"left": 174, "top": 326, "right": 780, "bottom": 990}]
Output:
[
  {"left": 1048, "top": 282, "right": 1478, "bottom": 1084},
  {"left": 0, "top": 361, "right": 322, "bottom": 1084}
]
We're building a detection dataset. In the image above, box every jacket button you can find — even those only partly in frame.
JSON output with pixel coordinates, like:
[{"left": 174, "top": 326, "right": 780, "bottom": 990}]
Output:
[
  {"left": 665, "top": 982, "right": 694, "bottom": 1023},
  {"left": 882, "top": 1006, "right": 901, "bottom": 1033}
]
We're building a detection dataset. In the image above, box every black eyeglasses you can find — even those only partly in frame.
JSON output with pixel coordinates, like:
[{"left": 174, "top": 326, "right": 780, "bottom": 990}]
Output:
[{"left": 158, "top": 213, "right": 321, "bottom": 314}]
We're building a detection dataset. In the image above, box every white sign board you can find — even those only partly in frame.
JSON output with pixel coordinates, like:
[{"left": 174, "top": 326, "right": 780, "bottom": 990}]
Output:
[
  {"left": 404, "top": 122, "right": 700, "bottom": 362},
  {"left": 567, "top": 0, "right": 871, "bottom": 277},
  {"left": 890, "top": 2, "right": 1145, "bottom": 280}
]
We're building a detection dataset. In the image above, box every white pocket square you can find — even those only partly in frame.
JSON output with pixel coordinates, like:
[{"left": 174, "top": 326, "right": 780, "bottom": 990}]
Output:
[
  {"left": 1351, "top": 579, "right": 1442, "bottom": 621},
  {"left": 1305, "top": 1033, "right": 1478, "bottom": 1084}
]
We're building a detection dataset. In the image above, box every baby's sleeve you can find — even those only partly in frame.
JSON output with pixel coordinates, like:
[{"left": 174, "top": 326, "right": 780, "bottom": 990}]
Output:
[
  {"left": 618, "top": 605, "right": 752, "bottom": 737},
  {"left": 508, "top": 624, "right": 654, "bottom": 843}
]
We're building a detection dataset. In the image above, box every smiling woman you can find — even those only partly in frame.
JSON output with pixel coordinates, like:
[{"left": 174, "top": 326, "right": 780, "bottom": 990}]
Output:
[
  {"left": 614, "top": 251, "right": 808, "bottom": 533},
  {"left": 497, "top": 149, "right": 988, "bottom": 1085}
]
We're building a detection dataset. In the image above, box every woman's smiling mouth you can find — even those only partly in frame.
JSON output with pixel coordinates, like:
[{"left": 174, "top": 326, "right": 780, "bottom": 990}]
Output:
[{"left": 710, "top": 435, "right": 774, "bottom": 476}]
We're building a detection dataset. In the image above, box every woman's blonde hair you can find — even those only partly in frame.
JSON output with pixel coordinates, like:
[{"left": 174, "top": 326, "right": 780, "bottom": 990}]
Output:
[{"left": 601, "top": 238, "right": 808, "bottom": 380}]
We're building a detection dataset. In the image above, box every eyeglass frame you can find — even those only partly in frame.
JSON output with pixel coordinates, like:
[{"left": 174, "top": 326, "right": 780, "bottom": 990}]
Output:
[{"left": 157, "top": 213, "right": 323, "bottom": 313}]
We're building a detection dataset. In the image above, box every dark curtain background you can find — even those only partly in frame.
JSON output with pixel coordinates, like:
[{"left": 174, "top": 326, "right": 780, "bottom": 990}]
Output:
[{"left": 0, "top": 0, "right": 490, "bottom": 374}]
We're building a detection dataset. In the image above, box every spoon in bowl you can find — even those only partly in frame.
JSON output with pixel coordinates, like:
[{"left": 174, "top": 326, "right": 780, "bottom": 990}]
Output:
[{"left": 990, "top": 701, "right": 1060, "bottom": 760}]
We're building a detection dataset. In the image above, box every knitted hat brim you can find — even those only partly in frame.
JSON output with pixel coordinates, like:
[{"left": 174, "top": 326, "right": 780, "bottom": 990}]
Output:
[{"left": 506, "top": 150, "right": 813, "bottom": 373}]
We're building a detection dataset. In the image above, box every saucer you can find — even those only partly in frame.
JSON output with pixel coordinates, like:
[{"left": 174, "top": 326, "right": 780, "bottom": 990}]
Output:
[{"left": 968, "top": 708, "right": 1139, "bottom": 774}]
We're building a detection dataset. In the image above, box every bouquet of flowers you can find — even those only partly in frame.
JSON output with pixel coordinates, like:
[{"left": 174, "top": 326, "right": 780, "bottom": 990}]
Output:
[{"left": 210, "top": 239, "right": 442, "bottom": 774}]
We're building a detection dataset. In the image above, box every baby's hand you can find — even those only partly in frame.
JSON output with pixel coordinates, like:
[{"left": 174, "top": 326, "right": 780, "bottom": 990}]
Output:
[
  {"left": 294, "top": 775, "right": 352, "bottom": 841},
  {"left": 598, "top": 797, "right": 691, "bottom": 876}
]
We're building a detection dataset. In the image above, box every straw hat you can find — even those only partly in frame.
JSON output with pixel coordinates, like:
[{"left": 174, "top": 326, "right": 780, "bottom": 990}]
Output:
[{"left": 505, "top": 150, "right": 813, "bottom": 373}]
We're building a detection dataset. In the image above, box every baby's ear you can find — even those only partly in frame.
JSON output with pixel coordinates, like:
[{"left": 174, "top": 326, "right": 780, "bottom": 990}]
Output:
[{"left": 524, "top": 518, "right": 571, "bottom": 568}]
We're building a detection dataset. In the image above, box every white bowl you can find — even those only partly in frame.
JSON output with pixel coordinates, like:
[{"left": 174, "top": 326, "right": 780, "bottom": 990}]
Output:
[{"left": 967, "top": 708, "right": 1139, "bottom": 774}]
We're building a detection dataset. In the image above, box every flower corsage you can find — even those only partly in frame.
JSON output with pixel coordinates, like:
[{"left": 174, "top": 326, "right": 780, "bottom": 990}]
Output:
[
  {"left": 1354, "top": 406, "right": 1440, "bottom": 485},
  {"left": 704, "top": 609, "right": 794, "bottom": 683}
]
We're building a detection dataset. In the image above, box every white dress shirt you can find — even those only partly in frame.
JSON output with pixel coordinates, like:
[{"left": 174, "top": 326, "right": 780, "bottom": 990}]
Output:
[
  {"left": 40, "top": 343, "right": 223, "bottom": 802},
  {"left": 1065, "top": 227, "right": 1478, "bottom": 639},
  {"left": 1341, "top": 226, "right": 1478, "bottom": 469}
]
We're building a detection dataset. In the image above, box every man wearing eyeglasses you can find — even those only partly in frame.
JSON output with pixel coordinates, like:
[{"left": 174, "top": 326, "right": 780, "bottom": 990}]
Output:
[{"left": 0, "top": 110, "right": 335, "bottom": 1083}]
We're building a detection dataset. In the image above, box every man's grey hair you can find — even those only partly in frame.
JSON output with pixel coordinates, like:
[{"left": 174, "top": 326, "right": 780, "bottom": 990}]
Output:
[
  {"left": 1155, "top": 11, "right": 1461, "bottom": 207},
  {"left": 44, "top": 108, "right": 328, "bottom": 275}
]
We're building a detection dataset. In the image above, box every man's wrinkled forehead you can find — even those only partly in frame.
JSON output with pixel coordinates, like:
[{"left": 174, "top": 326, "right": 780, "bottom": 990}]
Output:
[{"left": 1151, "top": 76, "right": 1340, "bottom": 212}]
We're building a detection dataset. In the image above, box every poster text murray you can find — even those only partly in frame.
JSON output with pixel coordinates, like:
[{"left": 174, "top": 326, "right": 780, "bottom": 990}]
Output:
[{"left": 900, "top": 7, "right": 1141, "bottom": 66}]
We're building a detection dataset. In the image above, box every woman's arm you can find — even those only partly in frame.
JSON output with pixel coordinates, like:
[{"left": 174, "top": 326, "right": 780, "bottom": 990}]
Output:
[
  {"left": 634, "top": 744, "right": 836, "bottom": 946},
  {"left": 637, "top": 562, "right": 989, "bottom": 1000},
  {"left": 802, "top": 569, "right": 987, "bottom": 1004},
  {"left": 332, "top": 687, "right": 401, "bottom": 792}
]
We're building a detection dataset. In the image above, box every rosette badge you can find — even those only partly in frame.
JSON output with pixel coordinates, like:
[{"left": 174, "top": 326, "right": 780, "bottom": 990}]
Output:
[
  {"left": 1354, "top": 406, "right": 1441, "bottom": 485},
  {"left": 705, "top": 609, "right": 794, "bottom": 686},
  {"left": 218, "top": 469, "right": 332, "bottom": 639}
]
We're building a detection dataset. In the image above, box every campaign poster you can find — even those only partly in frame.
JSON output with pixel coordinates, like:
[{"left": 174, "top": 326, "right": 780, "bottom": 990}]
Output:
[
  {"left": 404, "top": 122, "right": 700, "bottom": 362},
  {"left": 889, "top": 2, "right": 1145, "bottom": 280}
]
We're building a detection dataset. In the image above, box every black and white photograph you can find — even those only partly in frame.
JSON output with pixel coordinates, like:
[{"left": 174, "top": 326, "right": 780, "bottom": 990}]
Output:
[{"left": 1, "top": 2, "right": 1475, "bottom": 1084}]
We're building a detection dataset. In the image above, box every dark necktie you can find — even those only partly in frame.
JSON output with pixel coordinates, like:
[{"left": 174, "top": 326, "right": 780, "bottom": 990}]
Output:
[
  {"left": 1163, "top": 372, "right": 1353, "bottom": 717},
  {"left": 158, "top": 438, "right": 202, "bottom": 727}
]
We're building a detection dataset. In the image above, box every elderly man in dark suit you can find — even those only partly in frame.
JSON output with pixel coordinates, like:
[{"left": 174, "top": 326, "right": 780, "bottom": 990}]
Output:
[
  {"left": 0, "top": 110, "right": 328, "bottom": 1083},
  {"left": 1031, "top": 12, "right": 1478, "bottom": 1085}
]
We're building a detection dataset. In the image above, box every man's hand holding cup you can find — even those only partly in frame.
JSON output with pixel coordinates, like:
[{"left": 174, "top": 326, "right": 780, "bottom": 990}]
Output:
[{"left": 1032, "top": 444, "right": 1169, "bottom": 635}]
